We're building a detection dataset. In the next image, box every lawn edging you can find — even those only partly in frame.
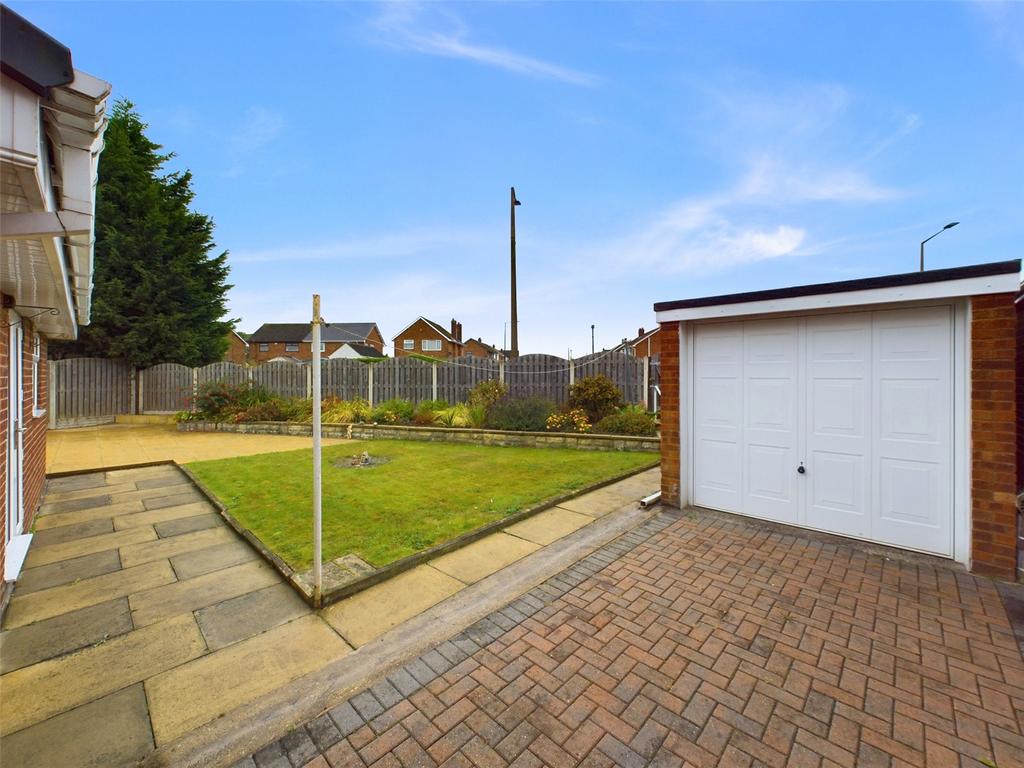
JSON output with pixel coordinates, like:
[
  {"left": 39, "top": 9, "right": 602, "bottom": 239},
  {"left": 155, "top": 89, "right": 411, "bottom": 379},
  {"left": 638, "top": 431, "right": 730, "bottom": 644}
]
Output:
[
  {"left": 178, "top": 420, "right": 660, "bottom": 452},
  {"left": 177, "top": 457, "right": 659, "bottom": 608}
]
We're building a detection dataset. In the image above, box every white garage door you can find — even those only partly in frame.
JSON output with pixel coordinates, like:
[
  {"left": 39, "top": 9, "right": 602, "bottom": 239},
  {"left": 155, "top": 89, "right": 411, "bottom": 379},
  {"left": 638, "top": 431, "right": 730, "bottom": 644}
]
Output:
[{"left": 692, "top": 305, "right": 953, "bottom": 557}]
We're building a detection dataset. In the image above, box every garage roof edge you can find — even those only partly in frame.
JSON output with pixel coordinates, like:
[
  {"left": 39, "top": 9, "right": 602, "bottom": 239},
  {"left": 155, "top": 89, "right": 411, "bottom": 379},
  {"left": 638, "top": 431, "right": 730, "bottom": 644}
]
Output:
[{"left": 653, "top": 259, "right": 1021, "bottom": 313}]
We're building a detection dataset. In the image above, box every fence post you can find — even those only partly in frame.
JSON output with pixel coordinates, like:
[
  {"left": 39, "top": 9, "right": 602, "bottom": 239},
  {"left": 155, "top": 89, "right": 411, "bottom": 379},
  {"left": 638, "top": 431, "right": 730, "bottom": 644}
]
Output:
[
  {"left": 306, "top": 365, "right": 313, "bottom": 399},
  {"left": 499, "top": 358, "right": 505, "bottom": 385},
  {"left": 247, "top": 367, "right": 254, "bottom": 384},
  {"left": 191, "top": 367, "right": 199, "bottom": 412},
  {"left": 138, "top": 368, "right": 144, "bottom": 414},
  {"left": 643, "top": 356, "right": 650, "bottom": 409},
  {"left": 47, "top": 360, "right": 56, "bottom": 429},
  {"left": 432, "top": 363, "right": 438, "bottom": 401},
  {"left": 368, "top": 365, "right": 374, "bottom": 408},
  {"left": 569, "top": 356, "right": 575, "bottom": 387}
]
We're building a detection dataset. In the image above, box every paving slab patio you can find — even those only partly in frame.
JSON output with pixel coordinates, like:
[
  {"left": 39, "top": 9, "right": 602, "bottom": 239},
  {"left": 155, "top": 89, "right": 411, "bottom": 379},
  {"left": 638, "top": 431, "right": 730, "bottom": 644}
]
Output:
[
  {"left": 47, "top": 423, "right": 348, "bottom": 473},
  {"left": 1, "top": 462, "right": 662, "bottom": 768}
]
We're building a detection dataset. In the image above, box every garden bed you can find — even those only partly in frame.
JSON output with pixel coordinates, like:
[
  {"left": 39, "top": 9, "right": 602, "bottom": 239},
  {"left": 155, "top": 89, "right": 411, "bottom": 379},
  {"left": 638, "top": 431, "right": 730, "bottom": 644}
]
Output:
[
  {"left": 178, "top": 420, "right": 660, "bottom": 452},
  {"left": 183, "top": 440, "right": 658, "bottom": 605}
]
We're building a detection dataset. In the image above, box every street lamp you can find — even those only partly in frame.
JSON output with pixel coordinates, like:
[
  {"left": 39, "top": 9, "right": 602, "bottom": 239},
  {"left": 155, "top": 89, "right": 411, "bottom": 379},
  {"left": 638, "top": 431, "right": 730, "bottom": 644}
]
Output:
[{"left": 920, "top": 222, "right": 959, "bottom": 271}]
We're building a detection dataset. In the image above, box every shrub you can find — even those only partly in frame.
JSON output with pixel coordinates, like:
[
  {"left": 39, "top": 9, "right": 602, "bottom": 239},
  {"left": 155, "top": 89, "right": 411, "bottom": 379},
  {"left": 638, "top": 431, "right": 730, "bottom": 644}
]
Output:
[
  {"left": 466, "top": 404, "right": 487, "bottom": 429},
  {"left": 468, "top": 380, "right": 508, "bottom": 410},
  {"left": 321, "top": 398, "right": 371, "bottom": 424},
  {"left": 194, "top": 381, "right": 274, "bottom": 420},
  {"left": 485, "top": 397, "right": 555, "bottom": 432},
  {"left": 232, "top": 399, "right": 290, "bottom": 423},
  {"left": 593, "top": 411, "right": 657, "bottom": 437},
  {"left": 546, "top": 408, "right": 592, "bottom": 433},
  {"left": 370, "top": 398, "right": 414, "bottom": 424},
  {"left": 413, "top": 399, "right": 448, "bottom": 426},
  {"left": 434, "top": 404, "right": 471, "bottom": 428},
  {"left": 568, "top": 375, "right": 623, "bottom": 423}
]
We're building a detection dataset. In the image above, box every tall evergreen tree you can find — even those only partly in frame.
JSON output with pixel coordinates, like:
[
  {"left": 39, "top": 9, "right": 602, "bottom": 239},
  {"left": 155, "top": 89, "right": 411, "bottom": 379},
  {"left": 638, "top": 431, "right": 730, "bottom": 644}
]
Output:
[{"left": 54, "top": 100, "right": 233, "bottom": 367}]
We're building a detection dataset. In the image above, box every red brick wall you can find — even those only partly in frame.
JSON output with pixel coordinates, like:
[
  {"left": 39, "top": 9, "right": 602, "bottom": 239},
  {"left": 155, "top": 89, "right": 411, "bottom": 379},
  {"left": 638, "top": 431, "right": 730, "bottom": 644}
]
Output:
[
  {"left": 1, "top": 310, "right": 48, "bottom": 582},
  {"left": 224, "top": 333, "right": 249, "bottom": 365},
  {"left": 658, "top": 322, "right": 680, "bottom": 507},
  {"left": 970, "top": 293, "right": 1018, "bottom": 579},
  {"left": 249, "top": 340, "right": 347, "bottom": 364}
]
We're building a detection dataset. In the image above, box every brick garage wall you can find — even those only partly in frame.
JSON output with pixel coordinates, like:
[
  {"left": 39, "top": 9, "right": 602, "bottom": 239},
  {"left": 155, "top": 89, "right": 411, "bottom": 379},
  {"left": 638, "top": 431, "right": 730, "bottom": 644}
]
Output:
[
  {"left": 1, "top": 308, "right": 7, "bottom": 582},
  {"left": 658, "top": 322, "right": 680, "bottom": 507},
  {"left": 0, "top": 312, "right": 48, "bottom": 583},
  {"left": 971, "top": 292, "right": 1018, "bottom": 579}
]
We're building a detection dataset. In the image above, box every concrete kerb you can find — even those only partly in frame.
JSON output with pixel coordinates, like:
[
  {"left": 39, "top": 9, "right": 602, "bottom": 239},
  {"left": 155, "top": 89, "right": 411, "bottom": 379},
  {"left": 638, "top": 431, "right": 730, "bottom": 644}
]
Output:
[{"left": 178, "top": 458, "right": 660, "bottom": 608}]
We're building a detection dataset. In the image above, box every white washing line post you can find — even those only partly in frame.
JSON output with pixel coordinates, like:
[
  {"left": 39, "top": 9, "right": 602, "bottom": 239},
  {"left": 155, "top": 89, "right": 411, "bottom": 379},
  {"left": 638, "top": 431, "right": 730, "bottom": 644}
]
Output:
[
  {"left": 311, "top": 294, "right": 323, "bottom": 607},
  {"left": 432, "top": 363, "right": 438, "bottom": 401}
]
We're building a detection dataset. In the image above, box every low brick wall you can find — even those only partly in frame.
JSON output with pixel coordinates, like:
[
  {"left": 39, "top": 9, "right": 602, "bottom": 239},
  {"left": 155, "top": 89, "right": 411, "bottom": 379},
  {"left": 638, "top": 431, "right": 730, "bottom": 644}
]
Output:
[{"left": 178, "top": 421, "right": 659, "bottom": 452}]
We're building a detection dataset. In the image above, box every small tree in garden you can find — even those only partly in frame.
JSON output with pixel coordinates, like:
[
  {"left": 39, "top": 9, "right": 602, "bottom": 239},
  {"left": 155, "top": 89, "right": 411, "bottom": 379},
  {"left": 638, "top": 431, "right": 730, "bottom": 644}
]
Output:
[
  {"left": 468, "top": 380, "right": 508, "bottom": 410},
  {"left": 568, "top": 375, "right": 622, "bottom": 423}
]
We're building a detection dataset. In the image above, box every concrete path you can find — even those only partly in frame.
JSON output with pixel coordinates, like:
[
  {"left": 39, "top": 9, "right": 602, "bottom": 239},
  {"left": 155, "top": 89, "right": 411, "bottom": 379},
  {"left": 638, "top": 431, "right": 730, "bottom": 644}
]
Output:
[
  {"left": 0, "top": 464, "right": 661, "bottom": 767},
  {"left": 47, "top": 423, "right": 348, "bottom": 473},
  {"left": 237, "top": 508, "right": 1024, "bottom": 768}
]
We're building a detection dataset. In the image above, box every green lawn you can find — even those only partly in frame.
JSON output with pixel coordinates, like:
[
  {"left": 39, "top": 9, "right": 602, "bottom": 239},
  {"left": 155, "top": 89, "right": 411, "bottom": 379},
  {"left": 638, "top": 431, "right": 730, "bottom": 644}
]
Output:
[{"left": 186, "top": 440, "right": 656, "bottom": 571}]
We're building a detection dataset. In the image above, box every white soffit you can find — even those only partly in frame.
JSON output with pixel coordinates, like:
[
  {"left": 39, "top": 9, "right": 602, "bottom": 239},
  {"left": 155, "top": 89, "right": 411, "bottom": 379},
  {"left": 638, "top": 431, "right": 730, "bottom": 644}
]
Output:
[{"left": 655, "top": 271, "right": 1021, "bottom": 323}]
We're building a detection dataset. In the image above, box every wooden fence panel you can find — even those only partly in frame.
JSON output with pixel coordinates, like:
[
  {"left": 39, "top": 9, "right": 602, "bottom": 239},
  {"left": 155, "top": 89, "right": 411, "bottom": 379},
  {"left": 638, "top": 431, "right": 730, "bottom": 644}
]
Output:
[
  {"left": 141, "top": 363, "right": 192, "bottom": 412},
  {"left": 252, "top": 361, "right": 307, "bottom": 399},
  {"left": 436, "top": 356, "right": 499, "bottom": 404},
  {"left": 576, "top": 353, "right": 645, "bottom": 405},
  {"left": 48, "top": 357, "right": 132, "bottom": 426},
  {"left": 322, "top": 359, "right": 368, "bottom": 401},
  {"left": 196, "top": 362, "right": 246, "bottom": 388},
  {"left": 506, "top": 354, "right": 570, "bottom": 404}
]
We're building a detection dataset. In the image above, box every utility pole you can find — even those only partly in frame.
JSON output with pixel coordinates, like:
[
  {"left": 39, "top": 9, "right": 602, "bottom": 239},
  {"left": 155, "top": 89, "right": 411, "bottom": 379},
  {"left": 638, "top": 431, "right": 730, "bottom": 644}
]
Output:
[
  {"left": 510, "top": 187, "right": 521, "bottom": 358},
  {"left": 591, "top": 324, "right": 595, "bottom": 356}
]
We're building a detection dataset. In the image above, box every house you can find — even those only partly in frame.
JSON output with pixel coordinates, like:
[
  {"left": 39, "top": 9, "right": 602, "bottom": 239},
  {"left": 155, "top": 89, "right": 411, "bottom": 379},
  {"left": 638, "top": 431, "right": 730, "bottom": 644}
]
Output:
[
  {"left": 463, "top": 337, "right": 501, "bottom": 360},
  {"left": 393, "top": 317, "right": 466, "bottom": 359},
  {"left": 629, "top": 327, "right": 659, "bottom": 358},
  {"left": 249, "top": 322, "right": 384, "bottom": 364},
  {"left": 1, "top": 7, "right": 110, "bottom": 587},
  {"left": 653, "top": 259, "right": 1022, "bottom": 580},
  {"left": 224, "top": 330, "right": 249, "bottom": 365},
  {"left": 330, "top": 343, "right": 385, "bottom": 359}
]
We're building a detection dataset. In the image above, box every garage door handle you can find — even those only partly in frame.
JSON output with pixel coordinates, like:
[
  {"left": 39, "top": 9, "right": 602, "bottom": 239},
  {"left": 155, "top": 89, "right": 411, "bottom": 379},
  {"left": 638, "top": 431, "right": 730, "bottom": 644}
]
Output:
[{"left": 797, "top": 463, "right": 806, "bottom": 475}]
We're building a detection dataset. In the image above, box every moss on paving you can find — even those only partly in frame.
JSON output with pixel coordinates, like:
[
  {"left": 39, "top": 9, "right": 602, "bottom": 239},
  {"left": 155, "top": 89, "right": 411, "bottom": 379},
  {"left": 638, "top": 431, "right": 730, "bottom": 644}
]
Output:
[{"left": 187, "top": 440, "right": 656, "bottom": 571}]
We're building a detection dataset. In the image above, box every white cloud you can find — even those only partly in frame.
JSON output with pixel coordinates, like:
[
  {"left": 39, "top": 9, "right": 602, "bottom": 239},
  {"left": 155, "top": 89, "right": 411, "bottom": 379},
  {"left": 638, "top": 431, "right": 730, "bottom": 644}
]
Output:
[
  {"left": 366, "top": 3, "right": 598, "bottom": 86},
  {"left": 224, "top": 107, "right": 284, "bottom": 177}
]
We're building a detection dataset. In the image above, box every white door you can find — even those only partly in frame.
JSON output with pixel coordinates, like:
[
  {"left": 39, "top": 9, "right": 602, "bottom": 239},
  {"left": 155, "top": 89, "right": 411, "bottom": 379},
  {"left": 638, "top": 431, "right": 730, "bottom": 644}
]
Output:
[
  {"left": 691, "top": 305, "right": 954, "bottom": 557},
  {"left": 6, "top": 320, "right": 25, "bottom": 547}
]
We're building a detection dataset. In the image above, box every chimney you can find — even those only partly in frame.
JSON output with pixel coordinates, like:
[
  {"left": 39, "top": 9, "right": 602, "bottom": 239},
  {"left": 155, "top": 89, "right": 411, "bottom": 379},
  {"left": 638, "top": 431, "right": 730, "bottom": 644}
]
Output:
[
  {"left": 458, "top": 322, "right": 463, "bottom": 341},
  {"left": 451, "top": 318, "right": 457, "bottom": 340},
  {"left": 638, "top": 327, "right": 644, "bottom": 338}
]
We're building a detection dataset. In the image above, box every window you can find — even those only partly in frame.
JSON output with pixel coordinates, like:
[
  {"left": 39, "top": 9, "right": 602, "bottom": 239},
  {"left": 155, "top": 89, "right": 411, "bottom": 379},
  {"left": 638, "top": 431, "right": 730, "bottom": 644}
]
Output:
[
  {"left": 285, "top": 343, "right": 299, "bottom": 352},
  {"left": 31, "top": 333, "right": 43, "bottom": 416},
  {"left": 422, "top": 339, "right": 442, "bottom": 352},
  {"left": 259, "top": 343, "right": 269, "bottom": 352},
  {"left": 320, "top": 342, "right": 326, "bottom": 352},
  {"left": 403, "top": 339, "right": 414, "bottom": 350}
]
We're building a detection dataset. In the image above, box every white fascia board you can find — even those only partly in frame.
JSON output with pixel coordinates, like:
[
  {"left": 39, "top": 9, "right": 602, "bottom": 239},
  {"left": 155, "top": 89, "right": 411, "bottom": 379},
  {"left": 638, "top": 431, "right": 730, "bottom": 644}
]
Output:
[{"left": 655, "top": 272, "right": 1021, "bottom": 323}]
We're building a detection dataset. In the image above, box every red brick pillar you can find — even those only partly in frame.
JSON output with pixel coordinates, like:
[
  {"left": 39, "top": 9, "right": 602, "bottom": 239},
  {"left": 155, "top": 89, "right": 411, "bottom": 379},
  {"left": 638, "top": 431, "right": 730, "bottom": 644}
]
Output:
[
  {"left": 970, "top": 293, "right": 1018, "bottom": 579},
  {"left": 658, "top": 322, "right": 681, "bottom": 507}
]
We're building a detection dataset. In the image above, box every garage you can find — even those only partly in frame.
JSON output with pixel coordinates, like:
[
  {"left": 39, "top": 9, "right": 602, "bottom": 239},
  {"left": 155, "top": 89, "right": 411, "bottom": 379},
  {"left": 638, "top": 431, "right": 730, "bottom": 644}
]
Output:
[
  {"left": 692, "top": 306, "right": 952, "bottom": 556},
  {"left": 653, "top": 260, "right": 1022, "bottom": 576}
]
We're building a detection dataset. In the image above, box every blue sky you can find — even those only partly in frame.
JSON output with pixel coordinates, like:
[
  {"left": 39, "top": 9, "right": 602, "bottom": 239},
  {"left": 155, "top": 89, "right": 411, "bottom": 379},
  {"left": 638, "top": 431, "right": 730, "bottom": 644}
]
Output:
[{"left": 15, "top": 1, "right": 1024, "bottom": 355}]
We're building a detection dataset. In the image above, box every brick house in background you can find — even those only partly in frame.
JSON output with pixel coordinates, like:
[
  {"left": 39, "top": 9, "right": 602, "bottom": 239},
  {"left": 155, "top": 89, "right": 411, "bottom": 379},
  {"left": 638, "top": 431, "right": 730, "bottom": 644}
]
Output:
[
  {"left": 629, "top": 327, "right": 659, "bottom": 358},
  {"left": 463, "top": 337, "right": 501, "bottom": 360},
  {"left": 223, "top": 330, "right": 249, "bottom": 365},
  {"left": 393, "top": 317, "right": 465, "bottom": 359},
  {"left": 1, "top": 8, "right": 110, "bottom": 587},
  {"left": 653, "top": 260, "right": 1022, "bottom": 580},
  {"left": 248, "top": 322, "right": 384, "bottom": 364}
]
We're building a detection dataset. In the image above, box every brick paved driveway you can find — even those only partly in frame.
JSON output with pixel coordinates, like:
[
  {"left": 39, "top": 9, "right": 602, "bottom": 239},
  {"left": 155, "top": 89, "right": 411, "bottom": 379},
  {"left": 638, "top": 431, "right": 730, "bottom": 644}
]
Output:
[{"left": 241, "top": 509, "right": 1024, "bottom": 768}]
